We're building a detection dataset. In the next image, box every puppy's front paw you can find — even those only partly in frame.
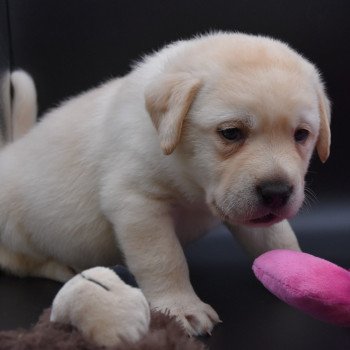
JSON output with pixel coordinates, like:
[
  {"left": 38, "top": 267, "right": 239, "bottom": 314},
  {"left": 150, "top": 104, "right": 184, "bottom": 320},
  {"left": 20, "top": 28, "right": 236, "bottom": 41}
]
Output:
[{"left": 150, "top": 294, "right": 221, "bottom": 336}]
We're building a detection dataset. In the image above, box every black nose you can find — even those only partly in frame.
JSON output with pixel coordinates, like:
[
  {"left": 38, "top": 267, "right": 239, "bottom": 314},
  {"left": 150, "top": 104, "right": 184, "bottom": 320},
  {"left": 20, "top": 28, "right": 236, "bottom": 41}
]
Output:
[{"left": 256, "top": 181, "right": 293, "bottom": 209}]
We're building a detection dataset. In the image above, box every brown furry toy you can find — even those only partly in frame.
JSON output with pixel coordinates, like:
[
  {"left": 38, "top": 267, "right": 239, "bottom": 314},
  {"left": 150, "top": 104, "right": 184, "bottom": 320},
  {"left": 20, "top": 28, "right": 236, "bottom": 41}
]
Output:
[{"left": 0, "top": 267, "right": 205, "bottom": 349}]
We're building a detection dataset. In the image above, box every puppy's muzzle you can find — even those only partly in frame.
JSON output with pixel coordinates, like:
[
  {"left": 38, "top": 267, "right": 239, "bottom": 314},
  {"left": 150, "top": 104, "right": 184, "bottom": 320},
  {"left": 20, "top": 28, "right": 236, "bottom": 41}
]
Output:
[{"left": 256, "top": 180, "right": 294, "bottom": 210}]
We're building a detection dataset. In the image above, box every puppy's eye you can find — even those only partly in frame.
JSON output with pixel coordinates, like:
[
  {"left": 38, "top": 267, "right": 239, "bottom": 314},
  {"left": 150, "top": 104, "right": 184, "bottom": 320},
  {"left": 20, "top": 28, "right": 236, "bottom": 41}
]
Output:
[
  {"left": 294, "top": 129, "right": 310, "bottom": 143},
  {"left": 218, "top": 128, "right": 244, "bottom": 142}
]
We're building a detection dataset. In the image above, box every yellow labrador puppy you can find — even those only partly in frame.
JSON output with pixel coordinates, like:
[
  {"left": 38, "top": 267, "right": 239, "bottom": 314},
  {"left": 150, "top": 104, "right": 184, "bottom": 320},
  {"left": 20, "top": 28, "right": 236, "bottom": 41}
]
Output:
[{"left": 0, "top": 32, "right": 330, "bottom": 335}]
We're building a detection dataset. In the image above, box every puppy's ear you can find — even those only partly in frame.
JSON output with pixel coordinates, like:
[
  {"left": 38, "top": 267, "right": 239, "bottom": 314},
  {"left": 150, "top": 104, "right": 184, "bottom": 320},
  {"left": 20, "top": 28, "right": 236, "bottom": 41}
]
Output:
[
  {"left": 145, "top": 73, "right": 201, "bottom": 155},
  {"left": 316, "top": 83, "right": 331, "bottom": 163}
]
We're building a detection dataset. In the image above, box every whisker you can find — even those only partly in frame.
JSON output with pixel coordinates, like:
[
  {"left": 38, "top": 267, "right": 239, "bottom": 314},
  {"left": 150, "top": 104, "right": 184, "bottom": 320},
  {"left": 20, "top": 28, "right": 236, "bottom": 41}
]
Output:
[{"left": 301, "top": 186, "right": 318, "bottom": 213}]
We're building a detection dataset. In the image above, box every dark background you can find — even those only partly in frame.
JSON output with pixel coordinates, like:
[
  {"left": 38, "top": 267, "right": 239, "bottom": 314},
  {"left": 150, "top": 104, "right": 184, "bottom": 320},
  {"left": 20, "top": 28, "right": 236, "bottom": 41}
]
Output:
[
  {"left": 1, "top": 1, "right": 350, "bottom": 349},
  {"left": 6, "top": 0, "right": 350, "bottom": 198}
]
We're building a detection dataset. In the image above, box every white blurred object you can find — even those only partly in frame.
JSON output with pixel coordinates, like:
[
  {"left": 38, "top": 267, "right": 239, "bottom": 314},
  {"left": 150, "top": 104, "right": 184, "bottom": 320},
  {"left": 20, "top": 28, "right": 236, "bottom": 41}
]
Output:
[{"left": 50, "top": 267, "right": 150, "bottom": 347}]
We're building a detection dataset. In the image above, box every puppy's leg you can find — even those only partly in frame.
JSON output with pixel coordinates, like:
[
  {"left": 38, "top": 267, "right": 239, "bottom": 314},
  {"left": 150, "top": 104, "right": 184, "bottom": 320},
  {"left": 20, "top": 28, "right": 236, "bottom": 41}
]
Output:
[
  {"left": 106, "top": 194, "right": 220, "bottom": 336},
  {"left": 0, "top": 245, "right": 75, "bottom": 282},
  {"left": 228, "top": 219, "right": 301, "bottom": 259}
]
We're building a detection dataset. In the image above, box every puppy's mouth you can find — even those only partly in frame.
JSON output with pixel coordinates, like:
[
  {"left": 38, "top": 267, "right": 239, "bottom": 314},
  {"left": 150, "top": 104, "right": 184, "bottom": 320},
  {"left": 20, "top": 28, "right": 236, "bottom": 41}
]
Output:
[
  {"left": 210, "top": 200, "right": 296, "bottom": 227},
  {"left": 246, "top": 204, "right": 300, "bottom": 226},
  {"left": 211, "top": 202, "right": 282, "bottom": 227},
  {"left": 249, "top": 213, "right": 279, "bottom": 225}
]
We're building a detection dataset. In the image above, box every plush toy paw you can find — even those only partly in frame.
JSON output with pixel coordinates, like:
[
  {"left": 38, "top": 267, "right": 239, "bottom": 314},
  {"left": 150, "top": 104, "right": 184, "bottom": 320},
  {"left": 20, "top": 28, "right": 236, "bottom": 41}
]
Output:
[
  {"left": 253, "top": 249, "right": 350, "bottom": 326},
  {"left": 50, "top": 267, "right": 150, "bottom": 347}
]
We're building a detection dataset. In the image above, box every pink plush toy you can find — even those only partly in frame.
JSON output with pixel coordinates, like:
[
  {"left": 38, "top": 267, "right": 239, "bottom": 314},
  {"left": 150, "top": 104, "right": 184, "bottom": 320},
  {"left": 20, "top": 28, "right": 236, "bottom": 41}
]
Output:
[{"left": 253, "top": 249, "right": 350, "bottom": 326}]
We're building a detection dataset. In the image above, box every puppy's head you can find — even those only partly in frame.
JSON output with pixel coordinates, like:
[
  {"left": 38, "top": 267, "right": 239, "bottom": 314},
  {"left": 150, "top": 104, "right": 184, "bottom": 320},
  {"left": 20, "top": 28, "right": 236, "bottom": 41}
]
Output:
[{"left": 145, "top": 33, "right": 331, "bottom": 227}]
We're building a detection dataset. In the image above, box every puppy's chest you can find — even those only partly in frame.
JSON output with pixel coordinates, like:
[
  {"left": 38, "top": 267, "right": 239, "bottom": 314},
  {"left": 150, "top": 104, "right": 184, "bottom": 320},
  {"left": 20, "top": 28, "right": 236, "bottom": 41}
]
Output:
[{"left": 171, "top": 203, "right": 219, "bottom": 244}]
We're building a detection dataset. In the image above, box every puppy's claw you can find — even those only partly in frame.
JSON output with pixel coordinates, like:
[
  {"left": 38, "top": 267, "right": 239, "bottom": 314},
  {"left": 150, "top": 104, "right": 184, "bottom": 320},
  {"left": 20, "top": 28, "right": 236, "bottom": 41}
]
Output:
[{"left": 150, "top": 296, "right": 220, "bottom": 337}]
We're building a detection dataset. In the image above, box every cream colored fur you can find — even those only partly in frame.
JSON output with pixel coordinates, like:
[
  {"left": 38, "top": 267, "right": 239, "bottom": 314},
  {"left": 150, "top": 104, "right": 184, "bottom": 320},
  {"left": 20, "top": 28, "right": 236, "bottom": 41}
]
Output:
[
  {"left": 10, "top": 70, "right": 37, "bottom": 141},
  {"left": 0, "top": 33, "right": 330, "bottom": 335}
]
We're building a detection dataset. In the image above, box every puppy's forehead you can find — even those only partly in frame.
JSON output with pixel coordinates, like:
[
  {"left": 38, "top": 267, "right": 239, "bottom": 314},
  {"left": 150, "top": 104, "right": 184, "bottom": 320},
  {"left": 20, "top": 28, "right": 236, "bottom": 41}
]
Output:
[
  {"left": 192, "top": 65, "right": 318, "bottom": 129},
  {"left": 167, "top": 34, "right": 320, "bottom": 128}
]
